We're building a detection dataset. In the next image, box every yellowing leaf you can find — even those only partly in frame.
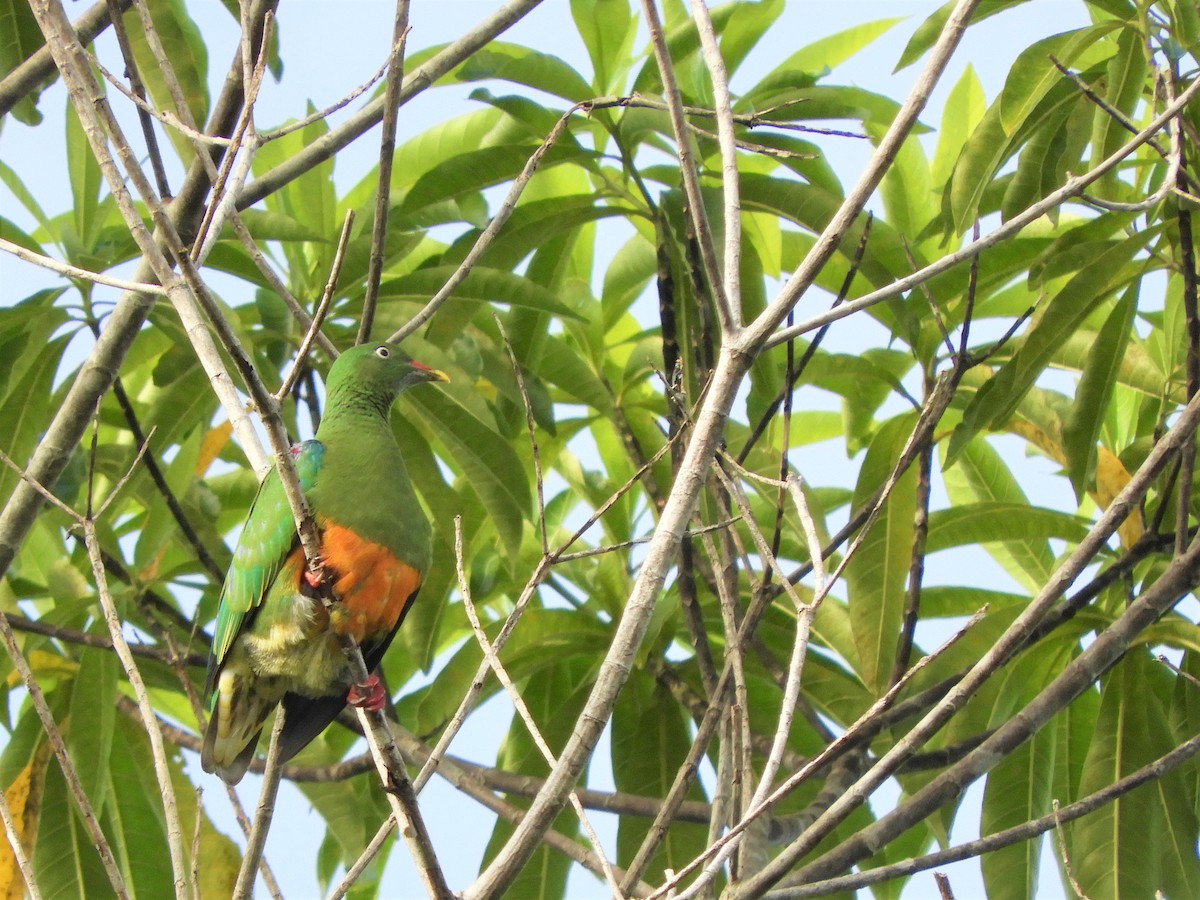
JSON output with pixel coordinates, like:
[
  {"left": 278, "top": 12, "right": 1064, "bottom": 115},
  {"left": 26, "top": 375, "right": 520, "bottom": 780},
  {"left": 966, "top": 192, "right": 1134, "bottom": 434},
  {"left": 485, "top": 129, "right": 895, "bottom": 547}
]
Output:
[
  {"left": 196, "top": 421, "right": 232, "bottom": 477},
  {"left": 5, "top": 651, "right": 77, "bottom": 688},
  {"left": 1006, "top": 421, "right": 1142, "bottom": 548},
  {"left": 0, "top": 739, "right": 50, "bottom": 900},
  {"left": 1094, "top": 446, "right": 1143, "bottom": 548}
]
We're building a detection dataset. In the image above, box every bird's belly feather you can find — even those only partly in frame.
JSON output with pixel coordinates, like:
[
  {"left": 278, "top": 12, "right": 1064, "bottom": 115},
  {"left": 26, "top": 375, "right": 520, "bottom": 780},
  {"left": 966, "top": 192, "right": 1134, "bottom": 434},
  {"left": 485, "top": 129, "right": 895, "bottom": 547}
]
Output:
[
  {"left": 321, "top": 522, "right": 422, "bottom": 645},
  {"left": 241, "top": 526, "right": 421, "bottom": 696}
]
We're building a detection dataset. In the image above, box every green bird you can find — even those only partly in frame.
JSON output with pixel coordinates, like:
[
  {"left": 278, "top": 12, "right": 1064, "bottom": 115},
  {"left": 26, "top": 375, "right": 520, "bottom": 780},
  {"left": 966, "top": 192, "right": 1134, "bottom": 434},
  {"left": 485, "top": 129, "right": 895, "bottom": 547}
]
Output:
[{"left": 201, "top": 343, "right": 448, "bottom": 784}]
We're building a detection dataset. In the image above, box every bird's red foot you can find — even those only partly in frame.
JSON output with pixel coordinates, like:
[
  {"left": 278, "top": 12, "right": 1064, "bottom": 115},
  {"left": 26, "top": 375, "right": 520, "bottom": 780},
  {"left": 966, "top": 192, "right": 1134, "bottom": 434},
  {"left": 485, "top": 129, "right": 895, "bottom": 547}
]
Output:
[
  {"left": 303, "top": 568, "right": 324, "bottom": 589},
  {"left": 347, "top": 674, "right": 386, "bottom": 712}
]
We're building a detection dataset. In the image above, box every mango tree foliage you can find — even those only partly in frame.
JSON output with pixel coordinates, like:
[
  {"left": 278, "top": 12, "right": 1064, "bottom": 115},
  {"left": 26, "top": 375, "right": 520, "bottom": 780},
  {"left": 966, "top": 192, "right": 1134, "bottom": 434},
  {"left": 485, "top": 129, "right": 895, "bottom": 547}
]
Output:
[{"left": 0, "top": 0, "right": 1199, "bottom": 897}]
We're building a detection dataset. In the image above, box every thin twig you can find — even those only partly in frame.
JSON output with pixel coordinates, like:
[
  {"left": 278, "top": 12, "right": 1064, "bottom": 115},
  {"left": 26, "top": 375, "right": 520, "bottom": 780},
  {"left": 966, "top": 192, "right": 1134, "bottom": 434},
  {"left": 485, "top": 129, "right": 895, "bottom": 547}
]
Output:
[
  {"left": 454, "top": 519, "right": 624, "bottom": 896},
  {"left": 749, "top": 385, "right": 1200, "bottom": 897},
  {"left": 640, "top": 0, "right": 734, "bottom": 334},
  {"left": 103, "top": 0, "right": 171, "bottom": 196},
  {"left": 1053, "top": 800, "right": 1089, "bottom": 899},
  {"left": 691, "top": 0, "right": 742, "bottom": 333},
  {"left": 232, "top": 711, "right": 288, "bottom": 899},
  {"left": 358, "top": 3, "right": 410, "bottom": 345},
  {"left": 766, "top": 75, "right": 1200, "bottom": 350},
  {"left": 83, "top": 523, "right": 189, "bottom": 899},
  {"left": 655, "top": 609, "right": 986, "bottom": 900},
  {"left": 0, "top": 237, "right": 169, "bottom": 293},
  {"left": 417, "top": 433, "right": 682, "bottom": 793},
  {"left": 275, "top": 210, "right": 355, "bottom": 401},
  {"left": 770, "top": 727, "right": 1200, "bottom": 898},
  {"left": 737, "top": 214, "right": 873, "bottom": 464},
  {"left": 99, "top": 363, "right": 224, "bottom": 582}
]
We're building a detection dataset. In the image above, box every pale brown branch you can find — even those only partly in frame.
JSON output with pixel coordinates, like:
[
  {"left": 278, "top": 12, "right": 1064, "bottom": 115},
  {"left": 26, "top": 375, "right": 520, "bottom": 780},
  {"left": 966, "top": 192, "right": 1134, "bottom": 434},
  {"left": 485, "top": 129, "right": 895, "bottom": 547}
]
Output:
[
  {"left": 358, "top": 2, "right": 410, "bottom": 345},
  {"left": 454, "top": 519, "right": 624, "bottom": 894},
  {"left": 640, "top": 0, "right": 734, "bottom": 335},
  {"left": 232, "top": 711, "right": 287, "bottom": 899},
  {"left": 0, "top": 237, "right": 169, "bottom": 293},
  {"left": 275, "top": 210, "right": 354, "bottom": 401}
]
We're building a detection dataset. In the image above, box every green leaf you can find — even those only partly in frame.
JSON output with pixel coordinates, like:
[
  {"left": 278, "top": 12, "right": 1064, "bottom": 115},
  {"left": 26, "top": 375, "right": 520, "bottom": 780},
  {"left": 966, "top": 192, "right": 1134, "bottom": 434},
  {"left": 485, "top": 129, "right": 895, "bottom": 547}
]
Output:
[
  {"left": 252, "top": 105, "right": 335, "bottom": 282},
  {"left": 66, "top": 648, "right": 118, "bottom": 822},
  {"left": 926, "top": 502, "right": 1090, "bottom": 553},
  {"left": 476, "top": 196, "right": 638, "bottom": 272},
  {"left": 1062, "top": 285, "right": 1137, "bottom": 500},
  {"left": 398, "top": 145, "right": 596, "bottom": 216},
  {"left": 572, "top": 0, "right": 637, "bottom": 93},
  {"left": 0, "top": 0, "right": 46, "bottom": 124},
  {"left": 408, "top": 389, "right": 530, "bottom": 556},
  {"left": 402, "top": 608, "right": 609, "bottom": 738},
  {"left": 0, "top": 214, "right": 46, "bottom": 257},
  {"left": 945, "top": 77, "right": 1078, "bottom": 235},
  {"left": 1070, "top": 652, "right": 1200, "bottom": 899},
  {"left": 376, "top": 266, "right": 584, "bottom": 321},
  {"left": 104, "top": 716, "right": 184, "bottom": 900},
  {"left": 947, "top": 234, "right": 1150, "bottom": 465},
  {"left": 66, "top": 101, "right": 102, "bottom": 249},
  {"left": 741, "top": 174, "right": 907, "bottom": 289},
  {"left": 762, "top": 16, "right": 901, "bottom": 87},
  {"left": 932, "top": 65, "right": 985, "bottom": 189},
  {"left": 718, "top": 0, "right": 785, "bottom": 77},
  {"left": 0, "top": 334, "right": 70, "bottom": 519},
  {"left": 1089, "top": 26, "right": 1148, "bottom": 198},
  {"left": 601, "top": 233, "right": 656, "bottom": 329},
  {"left": 940, "top": 436, "right": 1054, "bottom": 592},
  {"left": 876, "top": 128, "right": 933, "bottom": 241},
  {"left": 440, "top": 41, "right": 594, "bottom": 104},
  {"left": 846, "top": 413, "right": 919, "bottom": 693},
  {"left": 33, "top": 686, "right": 112, "bottom": 898},
  {"left": 631, "top": 4, "right": 738, "bottom": 95},
  {"left": 298, "top": 775, "right": 392, "bottom": 890},
  {"left": 613, "top": 669, "right": 710, "bottom": 879},
  {"left": 119, "top": 0, "right": 209, "bottom": 138},
  {"left": 233, "top": 208, "right": 326, "bottom": 242},
  {"left": 896, "top": 0, "right": 1032, "bottom": 71},
  {"left": 0, "top": 159, "right": 54, "bottom": 237},
  {"left": 981, "top": 728, "right": 1056, "bottom": 898},
  {"left": 999, "top": 88, "right": 1092, "bottom": 222},
  {"left": 998, "top": 24, "right": 1119, "bottom": 135}
]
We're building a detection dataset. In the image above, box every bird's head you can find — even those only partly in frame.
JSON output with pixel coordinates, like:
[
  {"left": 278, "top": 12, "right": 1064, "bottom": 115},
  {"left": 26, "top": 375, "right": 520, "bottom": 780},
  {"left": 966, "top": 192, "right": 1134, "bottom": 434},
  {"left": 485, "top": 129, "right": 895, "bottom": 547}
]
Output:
[{"left": 324, "top": 342, "right": 450, "bottom": 413}]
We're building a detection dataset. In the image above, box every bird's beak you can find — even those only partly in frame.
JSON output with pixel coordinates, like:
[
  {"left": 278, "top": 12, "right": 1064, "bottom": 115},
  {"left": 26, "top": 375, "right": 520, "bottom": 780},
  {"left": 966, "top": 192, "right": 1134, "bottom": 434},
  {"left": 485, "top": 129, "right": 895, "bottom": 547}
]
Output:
[{"left": 410, "top": 360, "right": 450, "bottom": 383}]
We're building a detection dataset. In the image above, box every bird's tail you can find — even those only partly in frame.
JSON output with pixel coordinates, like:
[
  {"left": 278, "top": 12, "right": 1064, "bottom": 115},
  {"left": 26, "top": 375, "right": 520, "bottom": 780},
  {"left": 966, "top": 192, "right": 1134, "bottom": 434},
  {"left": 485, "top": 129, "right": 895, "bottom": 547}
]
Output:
[{"left": 201, "top": 665, "right": 275, "bottom": 785}]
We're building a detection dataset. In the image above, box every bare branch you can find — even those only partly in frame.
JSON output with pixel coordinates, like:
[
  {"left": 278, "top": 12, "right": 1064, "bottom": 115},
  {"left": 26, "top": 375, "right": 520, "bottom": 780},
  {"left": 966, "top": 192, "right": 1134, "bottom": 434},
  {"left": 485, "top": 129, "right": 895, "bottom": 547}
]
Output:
[
  {"left": 640, "top": 0, "right": 735, "bottom": 335},
  {"left": 241, "top": 0, "right": 548, "bottom": 208},
  {"left": 232, "top": 711, "right": 287, "bottom": 899},
  {"left": 275, "top": 210, "right": 355, "bottom": 401},
  {"left": 0, "top": 237, "right": 169, "bottom": 293},
  {"left": 742, "top": 369, "right": 1200, "bottom": 896},
  {"left": 454, "top": 519, "right": 624, "bottom": 895},
  {"left": 358, "top": 2, "right": 410, "bottom": 345}
]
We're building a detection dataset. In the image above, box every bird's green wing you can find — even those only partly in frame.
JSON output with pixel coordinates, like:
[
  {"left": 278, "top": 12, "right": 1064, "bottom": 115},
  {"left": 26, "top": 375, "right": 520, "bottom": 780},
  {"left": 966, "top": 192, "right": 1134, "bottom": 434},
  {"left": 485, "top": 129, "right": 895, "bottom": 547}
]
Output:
[{"left": 207, "top": 442, "right": 325, "bottom": 687}]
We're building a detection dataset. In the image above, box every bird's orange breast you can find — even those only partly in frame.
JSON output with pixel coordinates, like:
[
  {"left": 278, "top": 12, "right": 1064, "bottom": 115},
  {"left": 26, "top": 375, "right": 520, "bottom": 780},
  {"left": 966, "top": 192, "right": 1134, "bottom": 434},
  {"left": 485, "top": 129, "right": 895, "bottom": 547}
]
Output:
[{"left": 318, "top": 523, "right": 422, "bottom": 643}]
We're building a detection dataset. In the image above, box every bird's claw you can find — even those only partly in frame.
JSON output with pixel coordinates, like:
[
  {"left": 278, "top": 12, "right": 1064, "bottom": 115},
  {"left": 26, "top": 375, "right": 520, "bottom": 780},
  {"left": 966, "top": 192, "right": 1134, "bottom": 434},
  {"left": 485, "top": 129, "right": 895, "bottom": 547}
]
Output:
[
  {"left": 303, "top": 567, "right": 324, "bottom": 589},
  {"left": 347, "top": 674, "right": 386, "bottom": 712}
]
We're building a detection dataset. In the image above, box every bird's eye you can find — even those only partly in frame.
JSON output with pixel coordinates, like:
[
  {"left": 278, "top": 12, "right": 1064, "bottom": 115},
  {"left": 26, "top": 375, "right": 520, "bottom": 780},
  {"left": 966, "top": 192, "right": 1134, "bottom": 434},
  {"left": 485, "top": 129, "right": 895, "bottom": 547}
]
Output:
[{"left": 375, "top": 346, "right": 390, "bottom": 359}]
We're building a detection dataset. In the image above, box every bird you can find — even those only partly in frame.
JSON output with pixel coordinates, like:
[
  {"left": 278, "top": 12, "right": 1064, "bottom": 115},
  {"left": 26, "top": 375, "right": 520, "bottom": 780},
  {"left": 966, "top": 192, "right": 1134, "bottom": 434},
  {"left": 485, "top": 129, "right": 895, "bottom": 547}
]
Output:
[{"left": 201, "top": 342, "right": 448, "bottom": 784}]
